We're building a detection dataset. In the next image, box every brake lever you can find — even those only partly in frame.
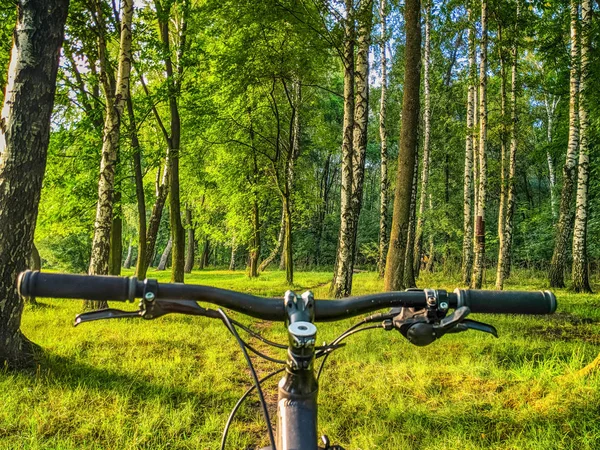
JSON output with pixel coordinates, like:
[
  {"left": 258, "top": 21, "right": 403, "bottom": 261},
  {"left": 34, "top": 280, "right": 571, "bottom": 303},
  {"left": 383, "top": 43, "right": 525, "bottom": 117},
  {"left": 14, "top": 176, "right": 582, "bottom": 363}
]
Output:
[
  {"left": 74, "top": 309, "right": 141, "bottom": 326},
  {"left": 452, "top": 319, "right": 498, "bottom": 338}
]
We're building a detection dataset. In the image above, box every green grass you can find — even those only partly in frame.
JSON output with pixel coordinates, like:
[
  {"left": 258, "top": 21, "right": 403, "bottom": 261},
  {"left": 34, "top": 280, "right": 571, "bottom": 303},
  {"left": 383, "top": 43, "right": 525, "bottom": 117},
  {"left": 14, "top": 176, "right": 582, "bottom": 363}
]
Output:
[{"left": 2, "top": 268, "right": 600, "bottom": 449}]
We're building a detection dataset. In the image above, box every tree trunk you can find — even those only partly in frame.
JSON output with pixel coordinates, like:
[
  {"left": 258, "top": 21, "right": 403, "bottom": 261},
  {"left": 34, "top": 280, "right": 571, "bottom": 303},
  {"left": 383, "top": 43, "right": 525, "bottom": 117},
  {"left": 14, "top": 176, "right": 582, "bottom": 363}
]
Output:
[
  {"left": 462, "top": 10, "right": 476, "bottom": 286},
  {"left": 404, "top": 153, "right": 419, "bottom": 288},
  {"left": 549, "top": 0, "right": 580, "bottom": 289},
  {"left": 413, "top": 0, "right": 431, "bottom": 280},
  {"left": 496, "top": 8, "right": 519, "bottom": 290},
  {"left": 249, "top": 197, "right": 260, "bottom": 278},
  {"left": 260, "top": 206, "right": 285, "bottom": 272},
  {"left": 331, "top": 0, "right": 356, "bottom": 298},
  {"left": 184, "top": 207, "right": 195, "bottom": 274},
  {"left": 572, "top": 0, "right": 592, "bottom": 293},
  {"left": 144, "top": 162, "right": 169, "bottom": 274},
  {"left": 471, "top": 0, "right": 488, "bottom": 289},
  {"left": 349, "top": 0, "right": 373, "bottom": 275},
  {"left": 544, "top": 94, "right": 559, "bottom": 220},
  {"left": 229, "top": 235, "right": 237, "bottom": 270},
  {"left": 155, "top": 3, "right": 187, "bottom": 283},
  {"left": 127, "top": 95, "right": 147, "bottom": 280},
  {"left": 88, "top": 0, "right": 133, "bottom": 302},
  {"left": 0, "top": 0, "right": 68, "bottom": 368},
  {"left": 384, "top": 0, "right": 421, "bottom": 291},
  {"left": 26, "top": 244, "right": 42, "bottom": 306},
  {"left": 109, "top": 190, "right": 123, "bottom": 276},
  {"left": 377, "top": 0, "right": 389, "bottom": 279},
  {"left": 123, "top": 238, "right": 133, "bottom": 269},
  {"left": 87, "top": 0, "right": 133, "bottom": 308},
  {"left": 157, "top": 238, "right": 172, "bottom": 271},
  {"left": 497, "top": 24, "right": 508, "bottom": 268},
  {"left": 201, "top": 239, "right": 210, "bottom": 269}
]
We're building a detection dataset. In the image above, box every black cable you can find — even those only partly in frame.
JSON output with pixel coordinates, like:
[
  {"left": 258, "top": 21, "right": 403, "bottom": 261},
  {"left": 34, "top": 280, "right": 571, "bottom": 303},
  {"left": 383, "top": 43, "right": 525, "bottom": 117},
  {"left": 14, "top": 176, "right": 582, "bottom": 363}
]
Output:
[
  {"left": 229, "top": 318, "right": 288, "bottom": 349},
  {"left": 243, "top": 341, "right": 286, "bottom": 364},
  {"left": 316, "top": 324, "right": 382, "bottom": 381},
  {"left": 217, "top": 309, "right": 277, "bottom": 450},
  {"left": 220, "top": 367, "right": 286, "bottom": 450}
]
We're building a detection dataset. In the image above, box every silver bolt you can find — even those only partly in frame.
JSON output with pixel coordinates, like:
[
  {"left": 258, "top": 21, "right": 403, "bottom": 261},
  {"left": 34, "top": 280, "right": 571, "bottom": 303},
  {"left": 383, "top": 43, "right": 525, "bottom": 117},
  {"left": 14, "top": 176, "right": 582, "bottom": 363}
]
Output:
[
  {"left": 439, "top": 302, "right": 448, "bottom": 311},
  {"left": 144, "top": 292, "right": 155, "bottom": 302}
]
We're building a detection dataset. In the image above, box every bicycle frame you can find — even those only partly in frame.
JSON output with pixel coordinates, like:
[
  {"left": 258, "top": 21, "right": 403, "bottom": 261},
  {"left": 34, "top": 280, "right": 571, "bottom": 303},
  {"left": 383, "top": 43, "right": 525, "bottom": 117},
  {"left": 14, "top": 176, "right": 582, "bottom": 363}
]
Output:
[{"left": 269, "top": 290, "right": 320, "bottom": 450}]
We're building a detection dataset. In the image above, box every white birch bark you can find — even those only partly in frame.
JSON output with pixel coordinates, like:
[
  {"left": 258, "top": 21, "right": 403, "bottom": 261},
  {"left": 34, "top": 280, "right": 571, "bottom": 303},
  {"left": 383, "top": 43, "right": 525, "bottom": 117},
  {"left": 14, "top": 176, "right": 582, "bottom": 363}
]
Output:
[
  {"left": 572, "top": 0, "right": 591, "bottom": 293},
  {"left": 544, "top": 94, "right": 559, "bottom": 219}
]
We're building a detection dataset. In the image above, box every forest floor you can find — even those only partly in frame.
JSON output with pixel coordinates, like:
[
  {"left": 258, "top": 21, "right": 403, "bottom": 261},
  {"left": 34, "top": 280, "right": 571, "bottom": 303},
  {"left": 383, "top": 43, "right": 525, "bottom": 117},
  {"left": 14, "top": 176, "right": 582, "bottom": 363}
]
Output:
[{"left": 2, "top": 269, "right": 600, "bottom": 449}]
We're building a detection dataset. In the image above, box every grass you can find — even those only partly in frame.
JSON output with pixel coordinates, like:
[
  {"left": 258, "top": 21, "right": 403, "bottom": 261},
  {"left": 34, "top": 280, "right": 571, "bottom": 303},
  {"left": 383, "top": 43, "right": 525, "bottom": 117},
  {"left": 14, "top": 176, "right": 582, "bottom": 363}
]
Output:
[{"left": 1, "top": 268, "right": 600, "bottom": 449}]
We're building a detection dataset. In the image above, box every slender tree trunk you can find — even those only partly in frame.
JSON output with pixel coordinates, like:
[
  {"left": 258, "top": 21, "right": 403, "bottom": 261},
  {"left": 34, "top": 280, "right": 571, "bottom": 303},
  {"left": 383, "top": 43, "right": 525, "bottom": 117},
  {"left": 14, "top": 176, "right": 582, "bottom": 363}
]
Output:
[
  {"left": 123, "top": 238, "right": 133, "bottom": 269},
  {"left": 572, "top": 0, "right": 592, "bottom": 293},
  {"left": 229, "top": 235, "right": 237, "bottom": 270},
  {"left": 0, "top": 0, "right": 69, "bottom": 367},
  {"left": 109, "top": 192, "right": 123, "bottom": 276},
  {"left": 88, "top": 0, "right": 134, "bottom": 310},
  {"left": 384, "top": 0, "right": 421, "bottom": 291},
  {"left": 157, "top": 238, "right": 172, "bottom": 271},
  {"left": 127, "top": 95, "right": 147, "bottom": 279},
  {"left": 331, "top": 0, "right": 356, "bottom": 298},
  {"left": 249, "top": 197, "right": 260, "bottom": 278},
  {"left": 462, "top": 10, "right": 476, "bottom": 286},
  {"left": 549, "top": 0, "right": 580, "bottom": 288},
  {"left": 496, "top": 8, "right": 519, "bottom": 290},
  {"left": 544, "top": 94, "right": 559, "bottom": 220},
  {"left": 377, "top": 0, "right": 389, "bottom": 278},
  {"left": 184, "top": 207, "right": 195, "bottom": 274},
  {"left": 471, "top": 0, "right": 488, "bottom": 289},
  {"left": 144, "top": 162, "right": 169, "bottom": 273},
  {"left": 404, "top": 153, "right": 419, "bottom": 288},
  {"left": 497, "top": 25, "right": 508, "bottom": 266},
  {"left": 260, "top": 206, "right": 285, "bottom": 272},
  {"left": 26, "top": 244, "right": 42, "bottom": 306},
  {"left": 413, "top": 0, "right": 432, "bottom": 280},
  {"left": 348, "top": 0, "right": 373, "bottom": 276}
]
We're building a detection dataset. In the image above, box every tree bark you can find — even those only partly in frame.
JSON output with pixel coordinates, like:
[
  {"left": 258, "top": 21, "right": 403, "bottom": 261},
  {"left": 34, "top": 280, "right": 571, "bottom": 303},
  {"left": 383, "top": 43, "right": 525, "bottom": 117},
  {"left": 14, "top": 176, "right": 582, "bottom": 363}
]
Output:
[
  {"left": 123, "top": 238, "right": 133, "bottom": 269},
  {"left": 157, "top": 237, "right": 172, "bottom": 271},
  {"left": 88, "top": 0, "right": 133, "bottom": 286},
  {"left": 404, "top": 153, "right": 419, "bottom": 288},
  {"left": 155, "top": 1, "right": 187, "bottom": 283},
  {"left": 260, "top": 206, "right": 285, "bottom": 272},
  {"left": 497, "top": 24, "right": 508, "bottom": 268},
  {"left": 331, "top": 0, "right": 356, "bottom": 298},
  {"left": 413, "top": 0, "right": 432, "bottom": 280},
  {"left": 127, "top": 95, "right": 147, "bottom": 280},
  {"left": 249, "top": 197, "right": 260, "bottom": 277},
  {"left": 496, "top": 6, "right": 519, "bottom": 290},
  {"left": 572, "top": 0, "right": 591, "bottom": 293},
  {"left": 184, "top": 207, "right": 195, "bottom": 274},
  {"left": 377, "top": 0, "right": 389, "bottom": 279},
  {"left": 471, "top": 0, "right": 488, "bottom": 289},
  {"left": 144, "top": 162, "right": 169, "bottom": 273},
  {"left": 229, "top": 235, "right": 237, "bottom": 270},
  {"left": 108, "top": 191, "right": 123, "bottom": 276},
  {"left": 462, "top": 9, "right": 476, "bottom": 286},
  {"left": 0, "top": 0, "right": 68, "bottom": 368},
  {"left": 544, "top": 94, "right": 559, "bottom": 220},
  {"left": 384, "top": 0, "right": 421, "bottom": 291},
  {"left": 549, "top": 0, "right": 579, "bottom": 289}
]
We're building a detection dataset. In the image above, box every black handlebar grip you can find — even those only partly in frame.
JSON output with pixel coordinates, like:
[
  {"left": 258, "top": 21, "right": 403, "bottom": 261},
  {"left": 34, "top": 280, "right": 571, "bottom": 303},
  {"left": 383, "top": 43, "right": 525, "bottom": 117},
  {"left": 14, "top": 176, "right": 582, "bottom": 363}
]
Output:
[
  {"left": 454, "top": 289, "right": 557, "bottom": 314},
  {"left": 18, "top": 270, "right": 138, "bottom": 302}
]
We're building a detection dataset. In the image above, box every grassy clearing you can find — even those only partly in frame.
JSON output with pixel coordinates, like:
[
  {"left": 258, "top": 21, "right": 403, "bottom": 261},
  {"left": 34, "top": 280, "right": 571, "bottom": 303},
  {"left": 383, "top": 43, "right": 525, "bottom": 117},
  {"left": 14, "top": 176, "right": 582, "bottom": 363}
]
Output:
[{"left": 2, "top": 269, "right": 600, "bottom": 449}]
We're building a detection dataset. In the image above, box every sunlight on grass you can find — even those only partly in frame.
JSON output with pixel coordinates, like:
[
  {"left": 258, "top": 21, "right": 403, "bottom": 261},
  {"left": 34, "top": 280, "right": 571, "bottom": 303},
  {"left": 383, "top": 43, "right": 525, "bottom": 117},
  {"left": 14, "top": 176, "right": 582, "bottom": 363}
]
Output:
[{"left": 1, "top": 269, "right": 599, "bottom": 449}]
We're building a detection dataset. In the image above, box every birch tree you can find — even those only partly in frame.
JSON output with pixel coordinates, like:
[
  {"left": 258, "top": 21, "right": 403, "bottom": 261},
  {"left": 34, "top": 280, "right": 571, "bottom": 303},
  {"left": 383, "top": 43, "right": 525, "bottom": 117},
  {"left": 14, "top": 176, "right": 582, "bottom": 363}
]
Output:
[
  {"left": 572, "top": 0, "right": 591, "bottom": 293},
  {"left": 87, "top": 0, "right": 134, "bottom": 308},
  {"left": 549, "top": 0, "right": 579, "bottom": 288},
  {"left": 471, "top": 0, "right": 488, "bottom": 289},
  {"left": 0, "top": 0, "right": 69, "bottom": 367},
  {"left": 462, "top": 5, "right": 476, "bottom": 285},
  {"left": 377, "top": 0, "right": 389, "bottom": 278},
  {"left": 544, "top": 93, "right": 559, "bottom": 219}
]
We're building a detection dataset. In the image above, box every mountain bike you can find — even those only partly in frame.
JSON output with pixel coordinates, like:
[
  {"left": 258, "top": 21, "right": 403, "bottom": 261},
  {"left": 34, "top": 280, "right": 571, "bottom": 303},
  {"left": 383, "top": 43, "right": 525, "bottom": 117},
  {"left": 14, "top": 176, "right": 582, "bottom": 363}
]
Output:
[{"left": 18, "top": 270, "right": 557, "bottom": 450}]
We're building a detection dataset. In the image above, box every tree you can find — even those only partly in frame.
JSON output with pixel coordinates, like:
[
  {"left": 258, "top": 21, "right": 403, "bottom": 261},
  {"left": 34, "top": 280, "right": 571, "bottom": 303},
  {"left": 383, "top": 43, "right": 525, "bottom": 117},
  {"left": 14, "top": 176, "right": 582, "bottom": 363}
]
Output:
[
  {"left": 384, "top": 0, "right": 421, "bottom": 291},
  {"left": 549, "top": 0, "right": 580, "bottom": 288},
  {"left": 571, "top": 0, "right": 591, "bottom": 293},
  {"left": 87, "top": 0, "right": 134, "bottom": 308},
  {"left": 471, "top": 0, "right": 488, "bottom": 289},
  {"left": 377, "top": 0, "right": 389, "bottom": 278},
  {"left": 0, "top": 0, "right": 69, "bottom": 367}
]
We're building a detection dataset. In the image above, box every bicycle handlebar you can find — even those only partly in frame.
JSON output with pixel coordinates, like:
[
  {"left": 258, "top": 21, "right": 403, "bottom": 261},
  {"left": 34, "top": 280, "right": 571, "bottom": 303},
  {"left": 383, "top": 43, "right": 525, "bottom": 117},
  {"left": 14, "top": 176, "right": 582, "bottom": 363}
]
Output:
[{"left": 17, "top": 271, "right": 557, "bottom": 321}]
